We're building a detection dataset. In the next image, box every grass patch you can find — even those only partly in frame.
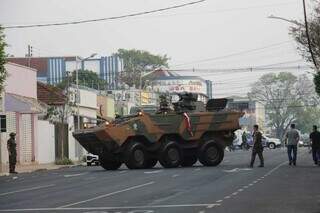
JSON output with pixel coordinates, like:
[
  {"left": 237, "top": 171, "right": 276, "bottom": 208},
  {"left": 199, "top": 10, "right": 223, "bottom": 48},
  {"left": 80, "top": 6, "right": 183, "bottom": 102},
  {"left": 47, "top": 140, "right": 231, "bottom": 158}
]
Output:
[{"left": 55, "top": 158, "right": 74, "bottom": 165}]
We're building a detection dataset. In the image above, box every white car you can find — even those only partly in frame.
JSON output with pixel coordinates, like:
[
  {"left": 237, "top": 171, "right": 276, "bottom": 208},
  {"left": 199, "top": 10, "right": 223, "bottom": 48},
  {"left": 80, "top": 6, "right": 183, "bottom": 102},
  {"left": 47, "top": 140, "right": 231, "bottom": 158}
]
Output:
[
  {"left": 263, "top": 136, "right": 281, "bottom": 149},
  {"left": 86, "top": 153, "right": 99, "bottom": 166}
]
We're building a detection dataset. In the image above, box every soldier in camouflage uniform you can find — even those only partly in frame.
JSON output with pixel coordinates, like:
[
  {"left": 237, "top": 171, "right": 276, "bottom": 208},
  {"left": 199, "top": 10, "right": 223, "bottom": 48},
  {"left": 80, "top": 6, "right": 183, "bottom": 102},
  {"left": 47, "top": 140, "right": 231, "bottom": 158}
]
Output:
[
  {"left": 7, "top": 132, "right": 18, "bottom": 174},
  {"left": 249, "top": 125, "right": 264, "bottom": 168}
]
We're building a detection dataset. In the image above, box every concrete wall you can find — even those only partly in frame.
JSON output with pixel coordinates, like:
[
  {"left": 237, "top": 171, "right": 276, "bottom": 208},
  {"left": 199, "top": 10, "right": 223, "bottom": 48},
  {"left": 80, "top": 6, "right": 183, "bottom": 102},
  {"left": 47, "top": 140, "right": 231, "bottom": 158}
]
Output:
[
  {"left": 37, "top": 120, "right": 55, "bottom": 164},
  {"left": 5, "top": 63, "right": 37, "bottom": 99}
]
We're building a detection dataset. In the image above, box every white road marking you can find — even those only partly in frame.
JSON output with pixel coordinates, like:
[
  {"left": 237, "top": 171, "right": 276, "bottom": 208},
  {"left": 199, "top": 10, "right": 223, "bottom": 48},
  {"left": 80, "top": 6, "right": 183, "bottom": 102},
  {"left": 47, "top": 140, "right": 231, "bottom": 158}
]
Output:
[
  {"left": 172, "top": 174, "right": 179, "bottom": 178},
  {"left": 0, "top": 184, "right": 55, "bottom": 196},
  {"left": 243, "top": 186, "right": 249, "bottom": 188},
  {"left": 64, "top": 173, "right": 87, "bottom": 178},
  {"left": 58, "top": 182, "right": 155, "bottom": 208},
  {"left": 253, "top": 181, "right": 258, "bottom": 183},
  {"left": 216, "top": 200, "right": 223, "bottom": 203},
  {"left": 238, "top": 189, "right": 244, "bottom": 192},
  {"left": 199, "top": 211, "right": 205, "bottom": 213},
  {"left": 144, "top": 170, "right": 163, "bottom": 174},
  {"left": 207, "top": 203, "right": 221, "bottom": 208},
  {"left": 119, "top": 171, "right": 127, "bottom": 173},
  {"left": 0, "top": 204, "right": 219, "bottom": 212},
  {"left": 224, "top": 196, "right": 231, "bottom": 199},
  {"left": 223, "top": 168, "right": 239, "bottom": 173},
  {"left": 12, "top": 176, "right": 18, "bottom": 180},
  {"left": 232, "top": 192, "right": 238, "bottom": 196},
  {"left": 249, "top": 183, "right": 254, "bottom": 186},
  {"left": 194, "top": 168, "right": 201, "bottom": 171}
]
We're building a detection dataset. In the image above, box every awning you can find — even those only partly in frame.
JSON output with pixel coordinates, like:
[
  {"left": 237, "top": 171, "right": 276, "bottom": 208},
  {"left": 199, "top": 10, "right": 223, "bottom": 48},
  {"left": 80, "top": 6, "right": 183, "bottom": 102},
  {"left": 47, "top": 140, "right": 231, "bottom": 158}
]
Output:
[{"left": 5, "top": 93, "right": 46, "bottom": 113}]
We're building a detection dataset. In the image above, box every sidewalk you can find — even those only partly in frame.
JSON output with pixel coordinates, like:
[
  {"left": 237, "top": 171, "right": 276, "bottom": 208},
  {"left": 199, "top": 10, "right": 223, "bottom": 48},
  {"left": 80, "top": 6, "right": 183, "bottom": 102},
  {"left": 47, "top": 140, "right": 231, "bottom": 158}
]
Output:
[{"left": 0, "top": 162, "right": 83, "bottom": 176}]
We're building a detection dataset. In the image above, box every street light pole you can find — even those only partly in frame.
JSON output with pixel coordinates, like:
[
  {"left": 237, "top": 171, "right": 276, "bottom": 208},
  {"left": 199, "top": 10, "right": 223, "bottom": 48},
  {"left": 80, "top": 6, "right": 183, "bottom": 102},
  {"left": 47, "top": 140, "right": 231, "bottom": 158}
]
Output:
[{"left": 75, "top": 53, "right": 97, "bottom": 130}]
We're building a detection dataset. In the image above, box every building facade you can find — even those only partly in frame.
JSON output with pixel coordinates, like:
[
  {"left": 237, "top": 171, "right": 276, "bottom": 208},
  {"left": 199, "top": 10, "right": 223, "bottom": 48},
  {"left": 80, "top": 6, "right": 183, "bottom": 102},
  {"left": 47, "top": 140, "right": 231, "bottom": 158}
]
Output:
[
  {"left": 0, "top": 63, "right": 44, "bottom": 173},
  {"left": 7, "top": 56, "right": 123, "bottom": 89},
  {"left": 227, "top": 97, "right": 266, "bottom": 132}
]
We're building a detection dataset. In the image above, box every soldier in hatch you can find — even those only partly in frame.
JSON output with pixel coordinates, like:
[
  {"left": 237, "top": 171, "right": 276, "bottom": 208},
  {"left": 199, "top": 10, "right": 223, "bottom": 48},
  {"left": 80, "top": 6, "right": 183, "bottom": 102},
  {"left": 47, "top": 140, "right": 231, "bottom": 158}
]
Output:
[{"left": 7, "top": 132, "right": 18, "bottom": 174}]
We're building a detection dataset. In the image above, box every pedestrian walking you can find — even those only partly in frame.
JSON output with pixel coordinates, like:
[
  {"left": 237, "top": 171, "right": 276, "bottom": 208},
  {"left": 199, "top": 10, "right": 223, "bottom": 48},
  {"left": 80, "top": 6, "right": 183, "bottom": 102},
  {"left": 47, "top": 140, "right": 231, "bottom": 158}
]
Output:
[
  {"left": 241, "top": 131, "right": 249, "bottom": 150},
  {"left": 7, "top": 132, "right": 18, "bottom": 174},
  {"left": 249, "top": 125, "right": 264, "bottom": 168},
  {"left": 285, "top": 124, "right": 300, "bottom": 166},
  {"left": 310, "top": 125, "right": 320, "bottom": 165}
]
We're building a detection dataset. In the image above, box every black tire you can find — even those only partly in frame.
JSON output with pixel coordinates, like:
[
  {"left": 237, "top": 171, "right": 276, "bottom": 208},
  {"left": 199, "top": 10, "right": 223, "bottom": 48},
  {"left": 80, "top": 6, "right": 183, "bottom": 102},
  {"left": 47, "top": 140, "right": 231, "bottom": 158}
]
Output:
[
  {"left": 268, "top": 143, "right": 276, "bottom": 149},
  {"left": 145, "top": 158, "right": 158, "bottom": 169},
  {"left": 159, "top": 141, "right": 181, "bottom": 168},
  {"left": 87, "top": 162, "right": 92, "bottom": 166},
  {"left": 99, "top": 158, "right": 122, "bottom": 170},
  {"left": 124, "top": 142, "right": 148, "bottom": 169},
  {"left": 198, "top": 141, "right": 224, "bottom": 166},
  {"left": 181, "top": 155, "right": 197, "bottom": 167}
]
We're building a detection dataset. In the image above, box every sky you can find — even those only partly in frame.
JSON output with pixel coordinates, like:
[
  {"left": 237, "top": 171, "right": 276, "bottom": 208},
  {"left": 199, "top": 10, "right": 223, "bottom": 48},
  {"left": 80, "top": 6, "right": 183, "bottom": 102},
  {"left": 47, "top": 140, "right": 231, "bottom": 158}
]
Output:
[{"left": 0, "top": 0, "right": 315, "bottom": 97}]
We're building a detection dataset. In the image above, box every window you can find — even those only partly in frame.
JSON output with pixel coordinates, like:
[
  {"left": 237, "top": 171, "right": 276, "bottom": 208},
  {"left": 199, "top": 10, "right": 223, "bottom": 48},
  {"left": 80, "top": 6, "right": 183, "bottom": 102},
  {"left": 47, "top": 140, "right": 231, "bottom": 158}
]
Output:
[{"left": 0, "top": 115, "right": 6, "bottom": 132}]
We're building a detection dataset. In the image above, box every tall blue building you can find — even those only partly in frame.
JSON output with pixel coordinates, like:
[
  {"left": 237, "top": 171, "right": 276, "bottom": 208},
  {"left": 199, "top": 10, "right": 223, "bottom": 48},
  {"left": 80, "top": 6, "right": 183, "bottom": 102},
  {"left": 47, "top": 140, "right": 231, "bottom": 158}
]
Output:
[{"left": 8, "top": 56, "right": 123, "bottom": 89}]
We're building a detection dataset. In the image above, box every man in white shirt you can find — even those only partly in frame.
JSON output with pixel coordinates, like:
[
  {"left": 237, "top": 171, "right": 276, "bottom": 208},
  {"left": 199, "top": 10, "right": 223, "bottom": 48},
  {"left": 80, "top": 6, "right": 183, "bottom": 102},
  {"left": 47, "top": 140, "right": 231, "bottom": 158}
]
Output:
[{"left": 285, "top": 124, "right": 300, "bottom": 166}]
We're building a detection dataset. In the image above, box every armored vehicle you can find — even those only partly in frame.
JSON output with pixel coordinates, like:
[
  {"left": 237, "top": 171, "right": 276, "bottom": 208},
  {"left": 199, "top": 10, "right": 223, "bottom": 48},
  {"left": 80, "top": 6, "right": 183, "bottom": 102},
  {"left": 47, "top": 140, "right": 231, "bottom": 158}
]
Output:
[{"left": 73, "top": 93, "right": 243, "bottom": 170}]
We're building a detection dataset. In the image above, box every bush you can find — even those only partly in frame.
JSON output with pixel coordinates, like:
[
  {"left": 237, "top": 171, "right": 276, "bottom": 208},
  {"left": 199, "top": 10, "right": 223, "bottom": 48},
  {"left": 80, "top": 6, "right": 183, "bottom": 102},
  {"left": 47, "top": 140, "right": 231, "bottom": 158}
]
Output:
[{"left": 55, "top": 158, "right": 74, "bottom": 165}]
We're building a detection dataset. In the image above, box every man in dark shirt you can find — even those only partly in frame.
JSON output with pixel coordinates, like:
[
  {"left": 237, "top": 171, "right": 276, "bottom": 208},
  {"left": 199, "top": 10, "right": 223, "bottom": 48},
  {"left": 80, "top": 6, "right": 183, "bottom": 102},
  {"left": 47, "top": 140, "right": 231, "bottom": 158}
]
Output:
[
  {"left": 250, "top": 125, "right": 264, "bottom": 168},
  {"left": 310, "top": 125, "right": 320, "bottom": 165}
]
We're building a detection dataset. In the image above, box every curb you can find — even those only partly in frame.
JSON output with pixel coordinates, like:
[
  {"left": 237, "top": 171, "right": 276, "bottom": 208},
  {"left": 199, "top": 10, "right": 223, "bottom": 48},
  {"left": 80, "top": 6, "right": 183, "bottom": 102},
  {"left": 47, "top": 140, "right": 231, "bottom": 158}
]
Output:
[{"left": 0, "top": 163, "right": 84, "bottom": 176}]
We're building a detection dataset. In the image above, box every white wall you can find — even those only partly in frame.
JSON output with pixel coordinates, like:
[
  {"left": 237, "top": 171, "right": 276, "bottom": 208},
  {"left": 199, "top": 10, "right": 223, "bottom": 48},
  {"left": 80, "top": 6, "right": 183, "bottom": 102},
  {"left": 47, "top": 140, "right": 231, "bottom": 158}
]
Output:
[{"left": 37, "top": 120, "right": 55, "bottom": 164}]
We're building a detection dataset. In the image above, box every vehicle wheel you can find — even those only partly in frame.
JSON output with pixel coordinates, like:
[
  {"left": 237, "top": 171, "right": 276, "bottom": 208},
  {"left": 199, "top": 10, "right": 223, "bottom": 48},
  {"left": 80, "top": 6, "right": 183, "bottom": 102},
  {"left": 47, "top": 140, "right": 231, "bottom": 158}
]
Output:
[
  {"left": 198, "top": 141, "right": 224, "bottom": 166},
  {"left": 99, "top": 158, "right": 122, "bottom": 170},
  {"left": 145, "top": 158, "right": 158, "bottom": 169},
  {"left": 87, "top": 162, "right": 92, "bottom": 166},
  {"left": 268, "top": 143, "right": 276, "bottom": 149},
  {"left": 181, "top": 155, "right": 197, "bottom": 167},
  {"left": 159, "top": 141, "right": 181, "bottom": 168},
  {"left": 124, "top": 142, "right": 148, "bottom": 169}
]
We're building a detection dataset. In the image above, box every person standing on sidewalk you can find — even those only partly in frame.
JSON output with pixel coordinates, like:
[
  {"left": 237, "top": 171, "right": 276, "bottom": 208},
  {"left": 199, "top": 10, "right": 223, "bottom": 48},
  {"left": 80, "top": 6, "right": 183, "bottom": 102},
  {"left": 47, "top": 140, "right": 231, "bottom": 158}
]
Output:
[
  {"left": 310, "top": 125, "right": 320, "bottom": 165},
  {"left": 250, "top": 125, "right": 264, "bottom": 168},
  {"left": 285, "top": 124, "right": 300, "bottom": 166},
  {"left": 7, "top": 132, "right": 18, "bottom": 174}
]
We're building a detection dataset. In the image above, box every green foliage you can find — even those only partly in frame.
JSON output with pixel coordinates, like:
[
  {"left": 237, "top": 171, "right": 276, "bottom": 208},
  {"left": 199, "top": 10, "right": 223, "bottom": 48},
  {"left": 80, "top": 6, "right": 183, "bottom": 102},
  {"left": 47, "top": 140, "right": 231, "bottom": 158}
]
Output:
[
  {"left": 289, "top": 0, "right": 320, "bottom": 95},
  {"left": 114, "top": 49, "right": 169, "bottom": 88},
  {"left": 55, "top": 158, "right": 74, "bottom": 165},
  {"left": 295, "top": 107, "right": 320, "bottom": 134},
  {"left": 57, "top": 69, "right": 108, "bottom": 90},
  {"left": 249, "top": 72, "right": 314, "bottom": 139},
  {"left": 0, "top": 26, "right": 8, "bottom": 94}
]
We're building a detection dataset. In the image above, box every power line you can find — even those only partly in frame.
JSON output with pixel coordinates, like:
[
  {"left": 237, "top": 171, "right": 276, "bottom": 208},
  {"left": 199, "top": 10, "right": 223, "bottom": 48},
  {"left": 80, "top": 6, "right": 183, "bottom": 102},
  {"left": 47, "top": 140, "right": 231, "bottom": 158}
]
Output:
[
  {"left": 171, "top": 41, "right": 292, "bottom": 67},
  {"left": 3, "top": 0, "right": 205, "bottom": 29}
]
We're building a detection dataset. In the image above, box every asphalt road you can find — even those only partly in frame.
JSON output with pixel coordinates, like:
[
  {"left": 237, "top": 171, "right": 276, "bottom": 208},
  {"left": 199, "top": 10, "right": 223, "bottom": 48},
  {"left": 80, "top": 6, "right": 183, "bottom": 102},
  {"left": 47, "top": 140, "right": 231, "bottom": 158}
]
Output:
[{"left": 0, "top": 148, "right": 319, "bottom": 213}]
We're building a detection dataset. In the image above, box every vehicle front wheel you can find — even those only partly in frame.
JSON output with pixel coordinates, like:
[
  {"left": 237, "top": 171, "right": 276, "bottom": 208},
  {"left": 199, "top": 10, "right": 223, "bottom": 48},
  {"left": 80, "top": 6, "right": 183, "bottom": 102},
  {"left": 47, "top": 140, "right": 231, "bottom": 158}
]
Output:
[
  {"left": 159, "top": 141, "right": 181, "bottom": 168},
  {"left": 268, "top": 143, "right": 276, "bottom": 149},
  {"left": 124, "top": 142, "right": 148, "bottom": 169},
  {"left": 198, "top": 141, "right": 224, "bottom": 166}
]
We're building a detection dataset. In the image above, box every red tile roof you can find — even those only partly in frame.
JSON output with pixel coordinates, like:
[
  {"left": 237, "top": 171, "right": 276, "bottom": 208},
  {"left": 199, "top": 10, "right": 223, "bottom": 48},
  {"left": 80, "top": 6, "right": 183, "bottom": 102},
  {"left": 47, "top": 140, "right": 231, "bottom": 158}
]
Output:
[{"left": 37, "top": 82, "right": 66, "bottom": 105}]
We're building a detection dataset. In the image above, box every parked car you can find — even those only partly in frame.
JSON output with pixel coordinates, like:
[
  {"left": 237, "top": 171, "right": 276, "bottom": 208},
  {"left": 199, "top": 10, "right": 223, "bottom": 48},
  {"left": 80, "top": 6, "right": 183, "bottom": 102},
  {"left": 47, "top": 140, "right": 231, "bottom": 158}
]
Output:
[
  {"left": 263, "top": 136, "right": 281, "bottom": 149},
  {"left": 233, "top": 130, "right": 281, "bottom": 149},
  {"left": 86, "top": 153, "right": 99, "bottom": 166}
]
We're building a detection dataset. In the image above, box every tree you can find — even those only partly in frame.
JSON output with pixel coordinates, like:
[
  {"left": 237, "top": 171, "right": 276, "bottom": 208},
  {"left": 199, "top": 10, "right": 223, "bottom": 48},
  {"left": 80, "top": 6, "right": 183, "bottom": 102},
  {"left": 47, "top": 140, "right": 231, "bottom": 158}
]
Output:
[
  {"left": 114, "top": 49, "right": 169, "bottom": 88},
  {"left": 0, "top": 26, "right": 8, "bottom": 94},
  {"left": 248, "top": 72, "right": 313, "bottom": 139},
  {"left": 57, "top": 69, "right": 108, "bottom": 90},
  {"left": 289, "top": 0, "right": 320, "bottom": 96}
]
